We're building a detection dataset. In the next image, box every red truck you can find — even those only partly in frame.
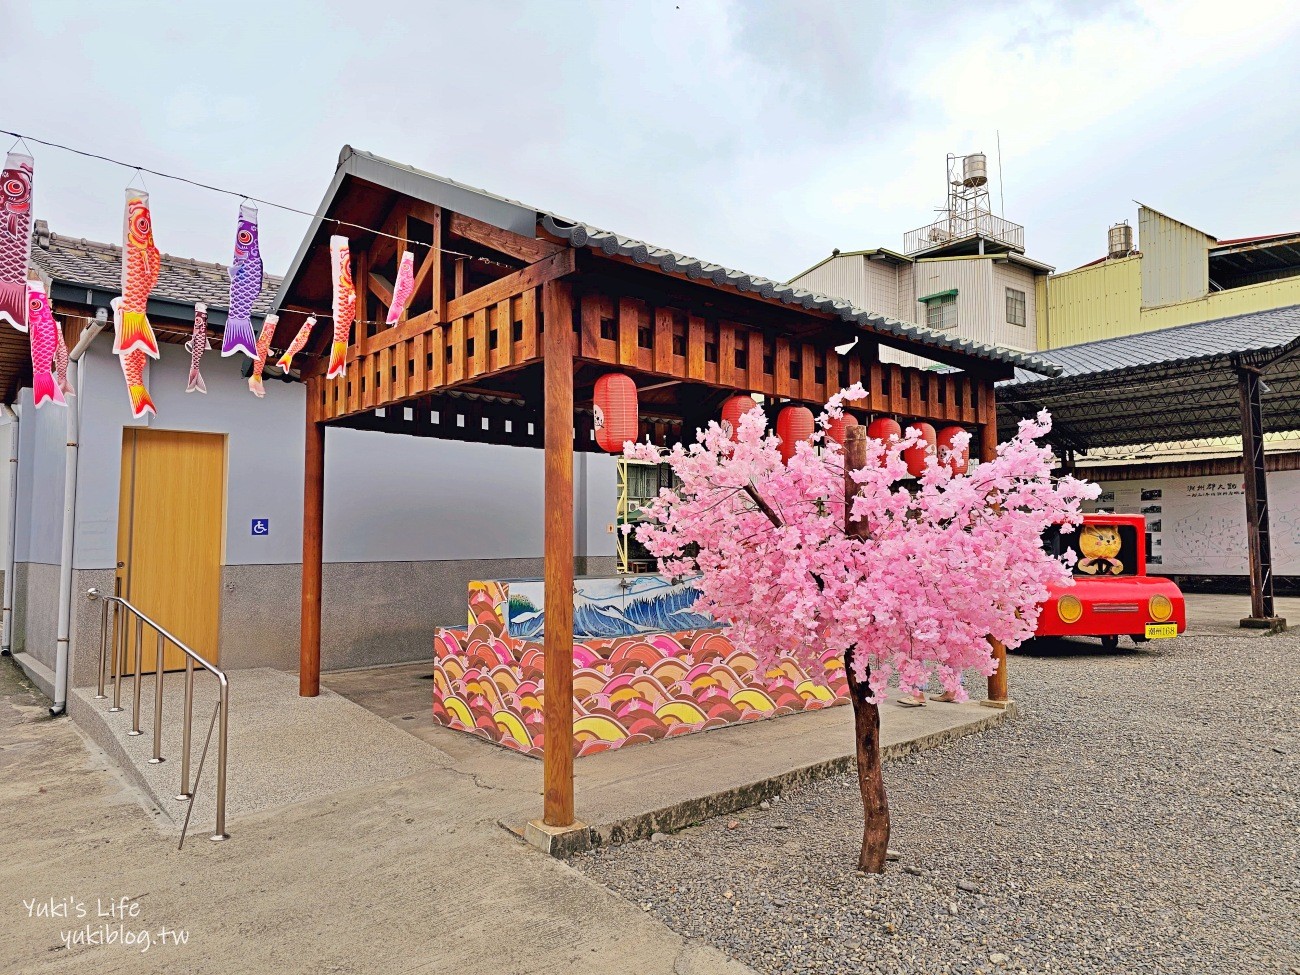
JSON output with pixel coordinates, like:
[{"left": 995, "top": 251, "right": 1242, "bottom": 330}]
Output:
[{"left": 1036, "top": 513, "right": 1186, "bottom": 650}]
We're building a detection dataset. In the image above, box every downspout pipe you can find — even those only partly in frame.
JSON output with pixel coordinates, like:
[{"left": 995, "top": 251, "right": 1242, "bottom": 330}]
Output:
[
  {"left": 1, "top": 404, "right": 17, "bottom": 656},
  {"left": 50, "top": 309, "right": 108, "bottom": 717}
]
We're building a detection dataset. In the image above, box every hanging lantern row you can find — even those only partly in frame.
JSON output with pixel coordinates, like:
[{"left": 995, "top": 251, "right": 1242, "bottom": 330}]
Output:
[{"left": 712, "top": 394, "right": 972, "bottom": 475}]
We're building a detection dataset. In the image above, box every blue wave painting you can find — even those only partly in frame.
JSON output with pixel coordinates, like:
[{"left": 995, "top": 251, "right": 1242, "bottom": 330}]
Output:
[{"left": 504, "top": 576, "right": 715, "bottom": 639}]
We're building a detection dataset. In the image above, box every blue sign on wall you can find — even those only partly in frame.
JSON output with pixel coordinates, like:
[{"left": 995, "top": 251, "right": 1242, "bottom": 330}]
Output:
[{"left": 251, "top": 518, "right": 270, "bottom": 536}]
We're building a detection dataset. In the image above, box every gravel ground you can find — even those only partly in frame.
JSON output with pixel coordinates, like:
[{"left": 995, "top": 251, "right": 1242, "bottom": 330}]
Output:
[{"left": 574, "top": 630, "right": 1300, "bottom": 975}]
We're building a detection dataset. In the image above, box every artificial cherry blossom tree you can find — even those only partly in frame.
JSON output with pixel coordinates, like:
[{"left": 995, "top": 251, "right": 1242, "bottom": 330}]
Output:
[{"left": 626, "top": 385, "right": 1097, "bottom": 871}]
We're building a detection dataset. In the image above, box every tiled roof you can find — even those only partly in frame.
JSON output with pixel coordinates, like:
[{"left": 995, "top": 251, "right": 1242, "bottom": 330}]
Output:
[
  {"left": 278, "top": 147, "right": 1059, "bottom": 376},
  {"left": 536, "top": 215, "right": 1059, "bottom": 376},
  {"left": 1006, "top": 304, "right": 1300, "bottom": 386},
  {"left": 29, "top": 220, "right": 281, "bottom": 316}
]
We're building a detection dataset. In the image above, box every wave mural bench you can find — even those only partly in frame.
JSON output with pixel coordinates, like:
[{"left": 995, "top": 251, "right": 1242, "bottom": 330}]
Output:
[{"left": 432, "top": 575, "right": 849, "bottom": 758}]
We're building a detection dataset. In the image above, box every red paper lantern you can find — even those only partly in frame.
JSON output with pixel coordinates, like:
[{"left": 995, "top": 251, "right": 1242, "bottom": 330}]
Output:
[
  {"left": 720, "top": 394, "right": 758, "bottom": 442},
  {"left": 902, "top": 422, "right": 937, "bottom": 476},
  {"left": 866, "top": 417, "right": 902, "bottom": 443},
  {"left": 776, "top": 406, "right": 816, "bottom": 464},
  {"left": 593, "top": 372, "right": 638, "bottom": 453},
  {"left": 826, "top": 412, "right": 859, "bottom": 447},
  {"left": 937, "top": 425, "right": 970, "bottom": 475}
]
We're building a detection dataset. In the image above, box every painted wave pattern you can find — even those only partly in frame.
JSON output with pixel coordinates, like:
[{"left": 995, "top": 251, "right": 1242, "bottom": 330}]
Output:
[
  {"left": 506, "top": 584, "right": 716, "bottom": 639},
  {"left": 431, "top": 624, "right": 849, "bottom": 760}
]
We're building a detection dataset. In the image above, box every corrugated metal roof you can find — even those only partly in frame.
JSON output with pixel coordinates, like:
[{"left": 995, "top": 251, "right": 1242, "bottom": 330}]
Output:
[
  {"left": 998, "top": 305, "right": 1300, "bottom": 451},
  {"left": 1214, "top": 232, "right": 1300, "bottom": 248},
  {"left": 1008, "top": 304, "right": 1300, "bottom": 384},
  {"left": 276, "top": 147, "right": 1060, "bottom": 376}
]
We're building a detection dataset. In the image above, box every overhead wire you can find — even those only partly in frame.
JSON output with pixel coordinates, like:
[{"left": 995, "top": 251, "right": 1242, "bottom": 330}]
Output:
[{"left": 4, "top": 126, "right": 522, "bottom": 333}]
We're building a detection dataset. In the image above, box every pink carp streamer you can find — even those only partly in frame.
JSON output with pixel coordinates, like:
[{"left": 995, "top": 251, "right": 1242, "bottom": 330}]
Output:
[
  {"left": 0, "top": 152, "right": 34, "bottom": 332},
  {"left": 112, "top": 297, "right": 155, "bottom": 418},
  {"left": 276, "top": 314, "right": 315, "bottom": 371},
  {"left": 222, "top": 203, "right": 262, "bottom": 358},
  {"left": 186, "top": 303, "right": 208, "bottom": 393},
  {"left": 26, "top": 282, "right": 64, "bottom": 408},
  {"left": 327, "top": 235, "right": 355, "bottom": 379},
  {"left": 248, "top": 314, "right": 278, "bottom": 398},
  {"left": 112, "top": 190, "right": 161, "bottom": 359},
  {"left": 54, "top": 317, "right": 72, "bottom": 398},
  {"left": 385, "top": 250, "right": 415, "bottom": 325}
]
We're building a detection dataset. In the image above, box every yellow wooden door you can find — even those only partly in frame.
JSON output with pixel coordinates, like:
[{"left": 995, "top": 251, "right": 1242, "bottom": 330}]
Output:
[{"left": 116, "top": 429, "right": 225, "bottom": 671}]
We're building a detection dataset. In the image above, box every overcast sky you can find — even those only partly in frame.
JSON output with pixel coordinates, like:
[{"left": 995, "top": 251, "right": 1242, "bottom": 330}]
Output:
[{"left": 10, "top": 0, "right": 1300, "bottom": 286}]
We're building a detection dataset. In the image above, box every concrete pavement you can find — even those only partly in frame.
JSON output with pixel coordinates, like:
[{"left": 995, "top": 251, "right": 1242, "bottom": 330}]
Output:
[
  {"left": 324, "top": 661, "right": 1010, "bottom": 853},
  {"left": 1, "top": 657, "right": 754, "bottom": 975}
]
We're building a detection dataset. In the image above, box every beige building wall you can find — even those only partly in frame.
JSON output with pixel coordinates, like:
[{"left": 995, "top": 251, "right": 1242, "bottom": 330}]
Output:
[
  {"left": 1041, "top": 248, "right": 1300, "bottom": 349},
  {"left": 991, "top": 261, "right": 1038, "bottom": 352},
  {"left": 1138, "top": 207, "right": 1213, "bottom": 308},
  {"left": 792, "top": 255, "right": 869, "bottom": 311}
]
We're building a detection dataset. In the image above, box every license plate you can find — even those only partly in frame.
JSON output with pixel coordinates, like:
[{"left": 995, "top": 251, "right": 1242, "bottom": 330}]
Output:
[{"left": 1145, "top": 623, "right": 1177, "bottom": 639}]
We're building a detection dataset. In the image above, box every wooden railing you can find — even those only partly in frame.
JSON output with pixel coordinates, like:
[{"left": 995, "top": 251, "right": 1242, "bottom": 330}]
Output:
[{"left": 320, "top": 252, "right": 987, "bottom": 431}]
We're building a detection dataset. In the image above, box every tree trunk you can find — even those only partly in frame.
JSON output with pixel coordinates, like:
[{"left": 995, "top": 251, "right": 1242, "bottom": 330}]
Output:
[{"left": 845, "top": 646, "right": 890, "bottom": 872}]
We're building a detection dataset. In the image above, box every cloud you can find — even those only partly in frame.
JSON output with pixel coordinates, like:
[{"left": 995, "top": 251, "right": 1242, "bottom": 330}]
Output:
[{"left": 8, "top": 0, "right": 1299, "bottom": 292}]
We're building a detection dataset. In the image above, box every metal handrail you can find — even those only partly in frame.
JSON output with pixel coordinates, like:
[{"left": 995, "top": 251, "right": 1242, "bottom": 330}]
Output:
[{"left": 87, "top": 587, "right": 229, "bottom": 842}]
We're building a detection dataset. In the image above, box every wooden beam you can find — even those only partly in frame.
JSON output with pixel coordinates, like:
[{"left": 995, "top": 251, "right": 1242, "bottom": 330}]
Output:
[
  {"left": 449, "top": 211, "right": 562, "bottom": 264},
  {"left": 300, "top": 381, "right": 325, "bottom": 697},
  {"left": 541, "top": 280, "right": 576, "bottom": 828},
  {"left": 368, "top": 273, "right": 394, "bottom": 307},
  {"left": 447, "top": 248, "right": 576, "bottom": 322}
]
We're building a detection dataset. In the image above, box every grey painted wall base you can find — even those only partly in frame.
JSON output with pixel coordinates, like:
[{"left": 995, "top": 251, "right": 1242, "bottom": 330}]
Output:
[
  {"left": 13, "top": 562, "right": 59, "bottom": 669},
  {"left": 31, "top": 558, "right": 623, "bottom": 690},
  {"left": 222, "top": 556, "right": 619, "bottom": 674}
]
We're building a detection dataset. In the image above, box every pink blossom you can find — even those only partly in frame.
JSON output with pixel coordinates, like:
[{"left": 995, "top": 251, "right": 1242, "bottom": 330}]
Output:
[{"left": 628, "top": 398, "right": 1097, "bottom": 702}]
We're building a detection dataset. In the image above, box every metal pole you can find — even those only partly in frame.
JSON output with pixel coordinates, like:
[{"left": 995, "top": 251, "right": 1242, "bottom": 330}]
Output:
[
  {"left": 109, "top": 601, "right": 124, "bottom": 712},
  {"left": 176, "top": 657, "right": 194, "bottom": 800},
  {"left": 211, "top": 678, "right": 229, "bottom": 841},
  {"left": 148, "top": 631, "right": 165, "bottom": 763},
  {"left": 128, "top": 615, "right": 143, "bottom": 736},
  {"left": 95, "top": 596, "right": 109, "bottom": 699},
  {"left": 1238, "top": 367, "right": 1276, "bottom": 623}
]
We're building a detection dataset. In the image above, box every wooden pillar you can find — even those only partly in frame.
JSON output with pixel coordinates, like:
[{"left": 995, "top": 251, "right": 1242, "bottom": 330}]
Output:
[
  {"left": 541, "top": 281, "right": 575, "bottom": 827},
  {"left": 431, "top": 208, "right": 447, "bottom": 322},
  {"left": 1237, "top": 367, "right": 1277, "bottom": 624},
  {"left": 300, "top": 379, "right": 325, "bottom": 697},
  {"left": 979, "top": 394, "right": 1009, "bottom": 703}
]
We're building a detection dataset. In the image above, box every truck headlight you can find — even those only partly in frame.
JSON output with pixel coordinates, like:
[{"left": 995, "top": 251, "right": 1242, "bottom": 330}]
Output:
[
  {"left": 1149, "top": 594, "right": 1173, "bottom": 622},
  {"left": 1057, "top": 595, "right": 1083, "bottom": 624}
]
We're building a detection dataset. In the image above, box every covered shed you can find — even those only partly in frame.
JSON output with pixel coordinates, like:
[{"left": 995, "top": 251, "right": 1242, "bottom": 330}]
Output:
[
  {"left": 998, "top": 304, "right": 1300, "bottom": 626},
  {"left": 274, "top": 146, "right": 1058, "bottom": 830}
]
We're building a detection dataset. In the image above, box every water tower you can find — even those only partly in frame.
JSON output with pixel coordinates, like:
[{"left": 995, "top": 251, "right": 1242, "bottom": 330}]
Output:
[{"left": 905, "top": 151, "right": 1024, "bottom": 255}]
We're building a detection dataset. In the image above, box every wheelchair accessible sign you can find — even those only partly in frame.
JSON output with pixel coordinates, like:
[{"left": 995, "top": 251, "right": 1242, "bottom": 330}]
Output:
[{"left": 251, "top": 518, "right": 270, "bottom": 536}]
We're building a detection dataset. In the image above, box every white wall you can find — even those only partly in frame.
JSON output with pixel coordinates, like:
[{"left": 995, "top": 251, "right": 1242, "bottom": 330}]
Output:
[
  {"left": 14, "top": 388, "right": 68, "bottom": 565},
  {"left": 0, "top": 419, "right": 13, "bottom": 569},
  {"left": 69, "top": 337, "right": 616, "bottom": 571},
  {"left": 1084, "top": 471, "right": 1300, "bottom": 575}
]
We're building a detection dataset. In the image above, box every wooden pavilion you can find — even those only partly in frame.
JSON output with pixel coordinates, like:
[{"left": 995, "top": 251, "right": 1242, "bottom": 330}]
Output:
[{"left": 273, "top": 146, "right": 1058, "bottom": 829}]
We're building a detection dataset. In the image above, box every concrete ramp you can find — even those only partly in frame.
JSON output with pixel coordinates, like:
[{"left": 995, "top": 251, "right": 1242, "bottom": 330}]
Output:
[{"left": 69, "top": 668, "right": 437, "bottom": 838}]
